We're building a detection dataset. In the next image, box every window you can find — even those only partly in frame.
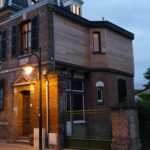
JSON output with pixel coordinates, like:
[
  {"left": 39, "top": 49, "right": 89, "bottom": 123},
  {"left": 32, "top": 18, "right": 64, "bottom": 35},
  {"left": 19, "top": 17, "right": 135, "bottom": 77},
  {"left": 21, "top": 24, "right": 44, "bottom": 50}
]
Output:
[
  {"left": 97, "top": 88, "right": 103, "bottom": 103},
  {"left": 118, "top": 79, "right": 127, "bottom": 102},
  {"left": 0, "top": 79, "right": 4, "bottom": 111},
  {"left": 0, "top": 30, "right": 7, "bottom": 61},
  {"left": 31, "top": 0, "right": 39, "bottom": 5},
  {"left": 73, "top": 5, "right": 80, "bottom": 16},
  {"left": 93, "top": 32, "right": 101, "bottom": 53},
  {"left": 0, "top": 0, "right": 3, "bottom": 7},
  {"left": 31, "top": 15, "right": 39, "bottom": 51},
  {"left": 66, "top": 79, "right": 85, "bottom": 123},
  {"left": 96, "top": 81, "right": 104, "bottom": 104},
  {"left": 12, "top": 25, "right": 18, "bottom": 57},
  {"left": 21, "top": 22, "right": 31, "bottom": 55},
  {"left": 21, "top": 15, "right": 39, "bottom": 55}
]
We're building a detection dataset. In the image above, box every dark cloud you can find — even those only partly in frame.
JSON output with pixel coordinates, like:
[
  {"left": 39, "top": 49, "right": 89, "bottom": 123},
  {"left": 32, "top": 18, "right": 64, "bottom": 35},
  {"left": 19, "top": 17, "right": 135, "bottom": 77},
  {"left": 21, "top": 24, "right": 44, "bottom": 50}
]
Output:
[{"left": 82, "top": 0, "right": 150, "bottom": 89}]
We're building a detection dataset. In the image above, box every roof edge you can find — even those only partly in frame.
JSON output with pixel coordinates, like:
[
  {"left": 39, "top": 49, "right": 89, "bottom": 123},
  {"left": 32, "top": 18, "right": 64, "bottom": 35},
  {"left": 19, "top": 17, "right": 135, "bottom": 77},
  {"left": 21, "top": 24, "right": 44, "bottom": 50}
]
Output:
[{"left": 53, "top": 5, "right": 134, "bottom": 40}]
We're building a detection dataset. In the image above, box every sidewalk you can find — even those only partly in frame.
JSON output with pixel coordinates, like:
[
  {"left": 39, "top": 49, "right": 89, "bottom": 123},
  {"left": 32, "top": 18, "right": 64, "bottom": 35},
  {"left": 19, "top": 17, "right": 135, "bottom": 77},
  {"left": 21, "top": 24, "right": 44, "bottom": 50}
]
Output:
[
  {"left": 0, "top": 143, "right": 49, "bottom": 150},
  {"left": 0, "top": 143, "right": 76, "bottom": 150}
]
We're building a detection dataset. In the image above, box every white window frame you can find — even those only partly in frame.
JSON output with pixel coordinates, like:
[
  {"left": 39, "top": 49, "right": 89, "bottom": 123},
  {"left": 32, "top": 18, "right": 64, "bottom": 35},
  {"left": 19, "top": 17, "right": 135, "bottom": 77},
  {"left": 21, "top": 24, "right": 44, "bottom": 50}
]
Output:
[
  {"left": 96, "top": 81, "right": 104, "bottom": 104},
  {"left": 66, "top": 79, "right": 85, "bottom": 124}
]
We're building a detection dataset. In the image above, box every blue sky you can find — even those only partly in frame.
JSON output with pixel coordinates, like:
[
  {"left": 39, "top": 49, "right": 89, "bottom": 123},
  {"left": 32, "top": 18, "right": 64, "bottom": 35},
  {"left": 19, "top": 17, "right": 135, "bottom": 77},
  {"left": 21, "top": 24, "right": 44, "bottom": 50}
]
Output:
[{"left": 82, "top": 0, "right": 150, "bottom": 89}]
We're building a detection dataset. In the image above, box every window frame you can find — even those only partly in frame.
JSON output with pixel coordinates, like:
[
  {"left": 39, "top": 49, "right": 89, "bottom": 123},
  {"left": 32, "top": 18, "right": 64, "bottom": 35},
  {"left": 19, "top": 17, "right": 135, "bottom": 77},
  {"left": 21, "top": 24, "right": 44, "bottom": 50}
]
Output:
[
  {"left": 73, "top": 5, "right": 80, "bottom": 16},
  {"left": 93, "top": 32, "right": 101, "bottom": 54},
  {"left": 96, "top": 81, "right": 104, "bottom": 105},
  {"left": 118, "top": 79, "right": 127, "bottom": 103},
  {"left": 66, "top": 78, "right": 85, "bottom": 124},
  {"left": 97, "top": 87, "right": 104, "bottom": 104},
  {"left": 21, "top": 21, "right": 31, "bottom": 55}
]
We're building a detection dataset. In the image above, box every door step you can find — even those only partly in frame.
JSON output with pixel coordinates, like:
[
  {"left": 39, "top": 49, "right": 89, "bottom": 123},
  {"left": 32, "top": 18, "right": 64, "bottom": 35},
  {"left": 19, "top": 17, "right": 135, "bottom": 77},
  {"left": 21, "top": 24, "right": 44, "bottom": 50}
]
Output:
[{"left": 16, "top": 137, "right": 30, "bottom": 145}]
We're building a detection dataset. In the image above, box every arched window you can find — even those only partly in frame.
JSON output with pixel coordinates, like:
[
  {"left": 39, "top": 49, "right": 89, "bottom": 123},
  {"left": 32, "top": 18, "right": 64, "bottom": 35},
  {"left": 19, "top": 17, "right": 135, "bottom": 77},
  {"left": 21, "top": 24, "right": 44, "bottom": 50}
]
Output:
[{"left": 118, "top": 79, "right": 127, "bottom": 102}]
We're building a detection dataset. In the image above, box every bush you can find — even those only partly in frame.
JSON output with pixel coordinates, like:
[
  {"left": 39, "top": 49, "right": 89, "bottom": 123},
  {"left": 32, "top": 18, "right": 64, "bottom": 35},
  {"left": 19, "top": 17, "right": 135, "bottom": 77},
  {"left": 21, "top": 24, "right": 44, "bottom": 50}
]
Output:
[{"left": 136, "top": 93, "right": 150, "bottom": 150}]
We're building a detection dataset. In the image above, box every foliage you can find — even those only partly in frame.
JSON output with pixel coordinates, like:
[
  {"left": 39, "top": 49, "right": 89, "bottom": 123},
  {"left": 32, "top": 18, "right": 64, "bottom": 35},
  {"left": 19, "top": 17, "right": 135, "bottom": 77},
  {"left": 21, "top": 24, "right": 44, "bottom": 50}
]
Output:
[
  {"left": 136, "top": 93, "right": 150, "bottom": 150},
  {"left": 144, "top": 68, "right": 150, "bottom": 88}
]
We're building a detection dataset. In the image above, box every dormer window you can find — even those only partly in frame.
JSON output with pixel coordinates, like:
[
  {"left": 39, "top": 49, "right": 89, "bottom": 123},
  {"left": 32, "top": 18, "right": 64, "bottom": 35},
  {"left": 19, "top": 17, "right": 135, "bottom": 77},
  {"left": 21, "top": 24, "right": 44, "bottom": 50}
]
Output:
[
  {"left": 0, "top": 0, "right": 3, "bottom": 8},
  {"left": 73, "top": 5, "right": 80, "bottom": 16},
  {"left": 61, "top": 0, "right": 83, "bottom": 16}
]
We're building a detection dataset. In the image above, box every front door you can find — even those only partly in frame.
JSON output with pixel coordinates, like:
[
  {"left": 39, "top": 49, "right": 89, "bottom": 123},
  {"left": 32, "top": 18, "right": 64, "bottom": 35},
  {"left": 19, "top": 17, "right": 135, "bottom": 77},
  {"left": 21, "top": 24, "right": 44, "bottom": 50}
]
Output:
[{"left": 22, "top": 91, "right": 30, "bottom": 137}]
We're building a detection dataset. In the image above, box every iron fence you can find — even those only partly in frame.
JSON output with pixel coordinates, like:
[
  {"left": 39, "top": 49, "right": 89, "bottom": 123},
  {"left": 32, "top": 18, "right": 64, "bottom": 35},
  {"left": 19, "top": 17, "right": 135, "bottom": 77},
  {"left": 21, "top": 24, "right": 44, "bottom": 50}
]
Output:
[{"left": 64, "top": 109, "right": 112, "bottom": 149}]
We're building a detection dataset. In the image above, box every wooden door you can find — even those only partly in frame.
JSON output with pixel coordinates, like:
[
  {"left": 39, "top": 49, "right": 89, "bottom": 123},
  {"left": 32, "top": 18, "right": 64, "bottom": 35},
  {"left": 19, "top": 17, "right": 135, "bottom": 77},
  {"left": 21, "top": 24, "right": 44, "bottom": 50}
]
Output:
[{"left": 22, "top": 91, "right": 30, "bottom": 137}]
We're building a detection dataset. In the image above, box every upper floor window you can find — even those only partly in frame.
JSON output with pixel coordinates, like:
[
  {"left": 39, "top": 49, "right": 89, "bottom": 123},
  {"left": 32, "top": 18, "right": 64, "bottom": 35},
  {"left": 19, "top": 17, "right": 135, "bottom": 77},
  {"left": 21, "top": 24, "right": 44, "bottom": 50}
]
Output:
[
  {"left": 20, "top": 15, "right": 39, "bottom": 55},
  {"left": 73, "top": 5, "right": 80, "bottom": 16},
  {"left": 93, "top": 32, "right": 101, "bottom": 53},
  {"left": 118, "top": 79, "right": 127, "bottom": 102},
  {"left": 96, "top": 81, "right": 104, "bottom": 104},
  {"left": 21, "top": 22, "right": 31, "bottom": 55},
  {"left": 12, "top": 25, "right": 18, "bottom": 57}
]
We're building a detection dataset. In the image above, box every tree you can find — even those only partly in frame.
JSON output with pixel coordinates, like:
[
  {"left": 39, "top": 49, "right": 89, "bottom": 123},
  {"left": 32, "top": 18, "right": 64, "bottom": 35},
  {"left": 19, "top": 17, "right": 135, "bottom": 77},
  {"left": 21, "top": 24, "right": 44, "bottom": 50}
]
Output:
[{"left": 144, "top": 68, "right": 150, "bottom": 88}]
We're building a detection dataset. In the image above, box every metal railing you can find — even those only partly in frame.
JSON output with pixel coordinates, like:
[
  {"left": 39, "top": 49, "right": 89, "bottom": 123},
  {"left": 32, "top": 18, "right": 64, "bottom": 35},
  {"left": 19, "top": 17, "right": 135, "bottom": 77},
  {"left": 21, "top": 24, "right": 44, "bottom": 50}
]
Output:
[{"left": 64, "top": 109, "right": 112, "bottom": 149}]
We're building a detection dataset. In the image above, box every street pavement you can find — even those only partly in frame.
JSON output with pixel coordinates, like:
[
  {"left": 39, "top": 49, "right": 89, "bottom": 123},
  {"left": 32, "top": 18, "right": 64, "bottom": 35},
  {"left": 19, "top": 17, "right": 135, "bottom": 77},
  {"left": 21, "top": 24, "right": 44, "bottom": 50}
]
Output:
[
  {"left": 0, "top": 143, "right": 53, "bottom": 150},
  {"left": 0, "top": 143, "right": 76, "bottom": 150}
]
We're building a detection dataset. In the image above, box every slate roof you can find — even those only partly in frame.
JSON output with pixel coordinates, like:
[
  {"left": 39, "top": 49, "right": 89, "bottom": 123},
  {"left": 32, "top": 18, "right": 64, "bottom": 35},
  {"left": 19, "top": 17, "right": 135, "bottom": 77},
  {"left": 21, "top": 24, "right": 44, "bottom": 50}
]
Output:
[
  {"left": 8, "top": 0, "right": 134, "bottom": 40},
  {"left": 1, "top": 0, "right": 28, "bottom": 10}
]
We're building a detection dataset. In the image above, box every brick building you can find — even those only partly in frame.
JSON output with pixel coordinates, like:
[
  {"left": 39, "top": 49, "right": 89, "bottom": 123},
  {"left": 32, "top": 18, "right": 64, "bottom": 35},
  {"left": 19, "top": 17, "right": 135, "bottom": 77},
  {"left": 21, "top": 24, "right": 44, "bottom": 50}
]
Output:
[{"left": 0, "top": 0, "right": 141, "bottom": 149}]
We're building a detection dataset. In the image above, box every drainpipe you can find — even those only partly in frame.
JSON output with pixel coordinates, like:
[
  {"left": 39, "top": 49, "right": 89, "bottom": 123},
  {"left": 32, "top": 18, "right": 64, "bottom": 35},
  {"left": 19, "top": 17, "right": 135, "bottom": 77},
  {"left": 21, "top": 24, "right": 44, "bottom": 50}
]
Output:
[{"left": 46, "top": 74, "right": 49, "bottom": 148}]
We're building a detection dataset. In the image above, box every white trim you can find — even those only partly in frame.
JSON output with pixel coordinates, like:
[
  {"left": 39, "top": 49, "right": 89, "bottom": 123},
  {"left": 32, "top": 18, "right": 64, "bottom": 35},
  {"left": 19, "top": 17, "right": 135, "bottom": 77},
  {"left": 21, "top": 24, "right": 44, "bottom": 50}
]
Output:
[
  {"left": 73, "top": 120, "right": 85, "bottom": 124},
  {"left": 96, "top": 81, "right": 104, "bottom": 87},
  {"left": 8, "top": 0, "right": 12, "bottom": 6},
  {"left": 0, "top": 122, "right": 8, "bottom": 125},
  {"left": 0, "top": 0, "right": 3, "bottom": 7},
  {"left": 0, "top": 10, "right": 15, "bottom": 17},
  {"left": 11, "top": 2, "right": 24, "bottom": 9},
  {"left": 13, "top": 81, "right": 36, "bottom": 87}
]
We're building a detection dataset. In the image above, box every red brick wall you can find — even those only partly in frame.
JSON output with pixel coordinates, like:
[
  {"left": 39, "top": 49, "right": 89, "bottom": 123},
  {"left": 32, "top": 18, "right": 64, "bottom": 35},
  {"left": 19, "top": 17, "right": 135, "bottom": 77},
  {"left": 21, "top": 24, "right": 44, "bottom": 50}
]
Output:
[
  {"left": 0, "top": 3, "right": 54, "bottom": 140},
  {"left": 111, "top": 108, "right": 142, "bottom": 150},
  {"left": 85, "top": 71, "right": 134, "bottom": 109}
]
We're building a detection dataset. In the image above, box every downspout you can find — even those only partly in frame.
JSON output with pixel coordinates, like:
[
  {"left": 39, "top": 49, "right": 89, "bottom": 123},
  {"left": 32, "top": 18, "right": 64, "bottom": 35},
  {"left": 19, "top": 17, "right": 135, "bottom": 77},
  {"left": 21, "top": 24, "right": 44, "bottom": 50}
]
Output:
[
  {"left": 47, "top": 7, "right": 56, "bottom": 148},
  {"left": 46, "top": 75, "right": 49, "bottom": 148}
]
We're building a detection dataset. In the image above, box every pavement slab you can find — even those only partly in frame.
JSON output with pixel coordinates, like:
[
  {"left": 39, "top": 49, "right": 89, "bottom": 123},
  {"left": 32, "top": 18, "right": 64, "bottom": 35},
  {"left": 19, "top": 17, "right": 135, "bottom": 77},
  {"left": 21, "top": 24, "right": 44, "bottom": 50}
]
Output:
[{"left": 0, "top": 143, "right": 77, "bottom": 150}]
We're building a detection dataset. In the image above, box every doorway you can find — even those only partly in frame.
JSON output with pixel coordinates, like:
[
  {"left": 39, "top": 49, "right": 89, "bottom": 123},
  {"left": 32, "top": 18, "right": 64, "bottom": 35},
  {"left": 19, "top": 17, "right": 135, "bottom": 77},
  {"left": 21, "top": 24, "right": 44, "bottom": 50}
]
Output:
[{"left": 22, "top": 91, "right": 30, "bottom": 137}]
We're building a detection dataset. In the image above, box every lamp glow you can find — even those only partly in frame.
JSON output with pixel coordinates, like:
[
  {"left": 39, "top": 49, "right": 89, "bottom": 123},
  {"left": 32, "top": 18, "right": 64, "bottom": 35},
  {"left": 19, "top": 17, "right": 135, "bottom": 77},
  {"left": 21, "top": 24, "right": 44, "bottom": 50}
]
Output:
[{"left": 24, "top": 66, "right": 33, "bottom": 75}]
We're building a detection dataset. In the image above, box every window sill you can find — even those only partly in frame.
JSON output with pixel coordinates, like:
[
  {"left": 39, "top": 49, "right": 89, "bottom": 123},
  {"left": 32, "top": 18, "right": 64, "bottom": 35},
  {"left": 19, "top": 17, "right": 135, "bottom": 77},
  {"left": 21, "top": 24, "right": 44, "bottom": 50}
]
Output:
[
  {"left": 92, "top": 52, "right": 105, "bottom": 54},
  {"left": 66, "top": 120, "right": 86, "bottom": 125},
  {"left": 73, "top": 120, "right": 86, "bottom": 124}
]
